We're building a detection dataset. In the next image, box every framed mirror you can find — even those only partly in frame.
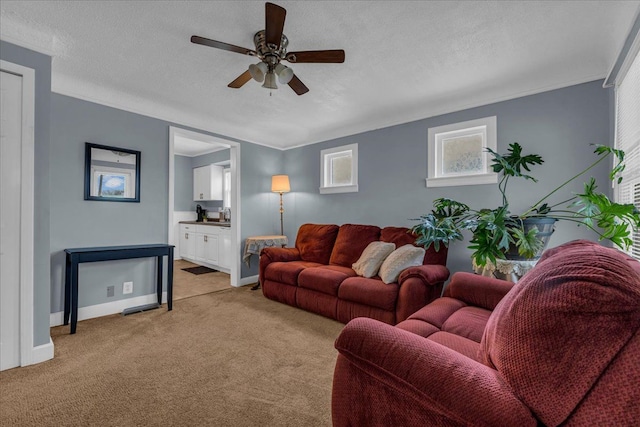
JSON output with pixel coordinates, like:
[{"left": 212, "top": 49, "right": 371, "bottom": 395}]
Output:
[{"left": 84, "top": 142, "right": 141, "bottom": 202}]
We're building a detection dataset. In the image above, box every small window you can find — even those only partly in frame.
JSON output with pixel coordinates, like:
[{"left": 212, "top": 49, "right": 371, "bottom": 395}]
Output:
[
  {"left": 223, "top": 168, "right": 231, "bottom": 209},
  {"left": 427, "top": 116, "right": 498, "bottom": 187},
  {"left": 320, "top": 143, "right": 358, "bottom": 194}
]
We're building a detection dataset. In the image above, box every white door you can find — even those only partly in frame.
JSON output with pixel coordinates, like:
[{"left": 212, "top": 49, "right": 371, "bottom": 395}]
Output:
[{"left": 0, "top": 69, "right": 23, "bottom": 371}]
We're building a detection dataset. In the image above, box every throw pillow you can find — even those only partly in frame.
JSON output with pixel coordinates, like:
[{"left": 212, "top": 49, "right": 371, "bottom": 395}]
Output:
[
  {"left": 378, "top": 244, "right": 425, "bottom": 284},
  {"left": 352, "top": 241, "right": 396, "bottom": 278}
]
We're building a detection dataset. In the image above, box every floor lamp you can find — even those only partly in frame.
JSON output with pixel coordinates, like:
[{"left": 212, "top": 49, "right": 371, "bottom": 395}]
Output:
[{"left": 271, "top": 175, "right": 290, "bottom": 236}]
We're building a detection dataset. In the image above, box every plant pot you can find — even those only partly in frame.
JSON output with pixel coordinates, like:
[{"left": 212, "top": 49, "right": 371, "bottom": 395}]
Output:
[{"left": 505, "top": 217, "right": 557, "bottom": 260}]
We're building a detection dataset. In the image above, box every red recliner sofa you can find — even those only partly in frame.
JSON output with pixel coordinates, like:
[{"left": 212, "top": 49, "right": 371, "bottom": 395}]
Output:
[
  {"left": 259, "top": 223, "right": 450, "bottom": 325},
  {"left": 332, "top": 240, "right": 640, "bottom": 426}
]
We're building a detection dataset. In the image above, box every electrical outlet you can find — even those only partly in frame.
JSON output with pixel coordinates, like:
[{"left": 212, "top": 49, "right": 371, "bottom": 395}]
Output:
[
  {"left": 107, "top": 286, "right": 115, "bottom": 297},
  {"left": 123, "top": 281, "right": 133, "bottom": 294}
]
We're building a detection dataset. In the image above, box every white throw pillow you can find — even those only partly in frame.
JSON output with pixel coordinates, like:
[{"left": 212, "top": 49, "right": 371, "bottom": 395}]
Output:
[
  {"left": 352, "top": 241, "right": 396, "bottom": 278},
  {"left": 378, "top": 244, "right": 425, "bottom": 284}
]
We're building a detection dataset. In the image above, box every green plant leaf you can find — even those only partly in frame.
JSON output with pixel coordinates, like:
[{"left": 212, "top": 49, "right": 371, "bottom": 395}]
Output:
[
  {"left": 511, "top": 226, "right": 544, "bottom": 259},
  {"left": 487, "top": 142, "right": 543, "bottom": 181}
]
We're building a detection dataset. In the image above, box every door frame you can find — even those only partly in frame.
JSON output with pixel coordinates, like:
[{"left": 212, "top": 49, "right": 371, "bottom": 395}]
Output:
[
  {"left": 0, "top": 60, "right": 35, "bottom": 366},
  {"left": 168, "top": 126, "right": 242, "bottom": 286}
]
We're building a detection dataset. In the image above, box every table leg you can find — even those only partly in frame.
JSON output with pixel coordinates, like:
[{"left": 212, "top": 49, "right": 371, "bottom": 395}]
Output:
[
  {"left": 64, "top": 254, "right": 71, "bottom": 325},
  {"left": 156, "top": 255, "right": 163, "bottom": 306},
  {"left": 70, "top": 260, "right": 79, "bottom": 334},
  {"left": 167, "top": 248, "right": 174, "bottom": 311}
]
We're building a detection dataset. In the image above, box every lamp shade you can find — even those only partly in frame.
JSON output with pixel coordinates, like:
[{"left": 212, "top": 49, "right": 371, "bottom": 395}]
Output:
[
  {"left": 275, "top": 63, "right": 294, "bottom": 84},
  {"left": 249, "top": 62, "right": 268, "bottom": 82},
  {"left": 271, "top": 175, "right": 290, "bottom": 193},
  {"left": 262, "top": 72, "right": 278, "bottom": 89}
]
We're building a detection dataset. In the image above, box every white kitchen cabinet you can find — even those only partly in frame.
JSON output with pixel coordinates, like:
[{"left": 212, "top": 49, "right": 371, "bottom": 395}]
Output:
[
  {"left": 195, "top": 225, "right": 219, "bottom": 265},
  {"left": 219, "top": 227, "right": 231, "bottom": 269},
  {"left": 179, "top": 223, "right": 230, "bottom": 273},
  {"left": 179, "top": 224, "right": 196, "bottom": 260},
  {"left": 193, "top": 164, "right": 223, "bottom": 201}
]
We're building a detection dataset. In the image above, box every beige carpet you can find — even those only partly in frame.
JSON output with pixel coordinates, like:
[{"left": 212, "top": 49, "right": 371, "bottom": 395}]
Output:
[
  {"left": 0, "top": 287, "right": 344, "bottom": 426},
  {"left": 173, "top": 259, "right": 232, "bottom": 301}
]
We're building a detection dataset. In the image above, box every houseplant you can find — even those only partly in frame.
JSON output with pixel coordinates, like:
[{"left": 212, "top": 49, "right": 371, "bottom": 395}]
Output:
[{"left": 412, "top": 143, "right": 640, "bottom": 267}]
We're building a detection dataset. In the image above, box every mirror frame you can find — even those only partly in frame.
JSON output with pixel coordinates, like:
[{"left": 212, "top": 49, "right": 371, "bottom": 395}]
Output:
[{"left": 84, "top": 142, "right": 141, "bottom": 202}]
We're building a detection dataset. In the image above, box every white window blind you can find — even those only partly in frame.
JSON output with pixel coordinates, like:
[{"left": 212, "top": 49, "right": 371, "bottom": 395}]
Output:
[{"left": 615, "top": 44, "right": 640, "bottom": 259}]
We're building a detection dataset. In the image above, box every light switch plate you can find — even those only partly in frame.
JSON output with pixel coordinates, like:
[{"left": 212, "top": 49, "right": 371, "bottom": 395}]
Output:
[{"left": 123, "top": 281, "right": 133, "bottom": 294}]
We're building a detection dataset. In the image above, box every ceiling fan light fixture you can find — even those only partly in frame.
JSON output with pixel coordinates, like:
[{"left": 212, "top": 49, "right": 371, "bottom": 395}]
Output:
[
  {"left": 262, "top": 72, "right": 278, "bottom": 89},
  {"left": 275, "top": 63, "right": 294, "bottom": 84},
  {"left": 249, "top": 62, "right": 268, "bottom": 82}
]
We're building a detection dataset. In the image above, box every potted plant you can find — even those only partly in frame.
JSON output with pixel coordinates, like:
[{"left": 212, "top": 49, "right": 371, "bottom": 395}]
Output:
[{"left": 412, "top": 143, "right": 640, "bottom": 267}]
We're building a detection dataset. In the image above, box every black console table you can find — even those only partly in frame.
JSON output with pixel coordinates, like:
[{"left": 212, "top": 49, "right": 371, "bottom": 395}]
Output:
[{"left": 64, "top": 244, "right": 175, "bottom": 334}]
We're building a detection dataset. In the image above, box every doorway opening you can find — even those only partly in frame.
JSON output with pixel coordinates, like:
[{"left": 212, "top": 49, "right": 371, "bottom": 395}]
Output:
[{"left": 168, "top": 127, "right": 241, "bottom": 290}]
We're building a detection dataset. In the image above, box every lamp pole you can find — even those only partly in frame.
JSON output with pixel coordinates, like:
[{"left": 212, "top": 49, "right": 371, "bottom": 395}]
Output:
[{"left": 278, "top": 191, "right": 285, "bottom": 236}]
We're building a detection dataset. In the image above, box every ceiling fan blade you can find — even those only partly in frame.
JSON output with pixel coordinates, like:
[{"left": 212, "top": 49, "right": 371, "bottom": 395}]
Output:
[
  {"left": 265, "top": 2, "right": 286, "bottom": 49},
  {"left": 191, "top": 35, "right": 256, "bottom": 56},
  {"left": 228, "top": 70, "right": 252, "bottom": 88},
  {"left": 286, "top": 50, "right": 345, "bottom": 64},
  {"left": 288, "top": 75, "right": 309, "bottom": 96}
]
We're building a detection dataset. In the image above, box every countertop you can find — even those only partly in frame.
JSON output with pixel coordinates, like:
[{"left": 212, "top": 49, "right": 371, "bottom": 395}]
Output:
[{"left": 179, "top": 221, "right": 231, "bottom": 227}]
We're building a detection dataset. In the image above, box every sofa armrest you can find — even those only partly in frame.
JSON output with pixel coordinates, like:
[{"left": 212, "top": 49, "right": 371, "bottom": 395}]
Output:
[
  {"left": 395, "top": 264, "right": 450, "bottom": 322},
  {"left": 333, "top": 318, "right": 536, "bottom": 427},
  {"left": 258, "top": 247, "right": 301, "bottom": 285},
  {"left": 398, "top": 264, "right": 450, "bottom": 285},
  {"left": 260, "top": 247, "right": 301, "bottom": 262},
  {"left": 443, "top": 272, "right": 514, "bottom": 311}
]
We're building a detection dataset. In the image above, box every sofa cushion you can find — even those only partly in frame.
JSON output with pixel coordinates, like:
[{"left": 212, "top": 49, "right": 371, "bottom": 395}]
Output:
[
  {"left": 329, "top": 224, "right": 381, "bottom": 267},
  {"left": 338, "top": 277, "right": 399, "bottom": 311},
  {"left": 427, "top": 331, "right": 482, "bottom": 362},
  {"left": 381, "top": 226, "right": 448, "bottom": 266},
  {"left": 295, "top": 223, "right": 340, "bottom": 264},
  {"left": 352, "top": 241, "right": 396, "bottom": 278},
  {"left": 480, "top": 240, "right": 640, "bottom": 427},
  {"left": 441, "top": 306, "right": 491, "bottom": 343},
  {"left": 298, "top": 265, "right": 357, "bottom": 296},
  {"left": 264, "top": 260, "right": 322, "bottom": 286},
  {"left": 379, "top": 244, "right": 425, "bottom": 284}
]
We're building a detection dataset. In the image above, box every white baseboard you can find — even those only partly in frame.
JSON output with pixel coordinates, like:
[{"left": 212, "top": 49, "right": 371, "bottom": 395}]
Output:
[
  {"left": 50, "top": 292, "right": 168, "bottom": 327},
  {"left": 238, "top": 275, "right": 259, "bottom": 287},
  {"left": 29, "top": 337, "right": 54, "bottom": 365}
]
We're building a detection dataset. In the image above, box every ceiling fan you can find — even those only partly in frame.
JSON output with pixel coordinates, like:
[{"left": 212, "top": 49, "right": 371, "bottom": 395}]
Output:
[{"left": 191, "top": 2, "right": 345, "bottom": 95}]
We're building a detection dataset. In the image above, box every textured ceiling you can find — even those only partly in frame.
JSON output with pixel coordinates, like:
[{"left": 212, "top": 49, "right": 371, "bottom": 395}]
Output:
[{"left": 1, "top": 1, "right": 639, "bottom": 149}]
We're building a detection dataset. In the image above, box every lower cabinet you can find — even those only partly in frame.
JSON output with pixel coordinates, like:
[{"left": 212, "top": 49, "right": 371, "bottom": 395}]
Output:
[
  {"left": 219, "top": 227, "right": 231, "bottom": 270},
  {"left": 179, "top": 224, "right": 196, "bottom": 260},
  {"left": 196, "top": 230, "right": 219, "bottom": 265},
  {"left": 179, "top": 223, "right": 229, "bottom": 272}
]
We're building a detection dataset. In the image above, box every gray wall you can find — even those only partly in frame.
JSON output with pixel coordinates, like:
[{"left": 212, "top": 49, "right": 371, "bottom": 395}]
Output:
[
  {"left": 239, "top": 143, "right": 286, "bottom": 278},
  {"left": 50, "top": 94, "right": 172, "bottom": 312},
  {"left": 1, "top": 41, "right": 52, "bottom": 346},
  {"left": 174, "top": 154, "right": 194, "bottom": 211},
  {"left": 49, "top": 95, "right": 283, "bottom": 312},
  {"left": 283, "top": 81, "right": 613, "bottom": 278}
]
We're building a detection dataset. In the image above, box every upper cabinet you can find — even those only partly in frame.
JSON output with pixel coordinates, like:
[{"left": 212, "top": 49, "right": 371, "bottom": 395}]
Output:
[{"left": 193, "top": 164, "right": 223, "bottom": 201}]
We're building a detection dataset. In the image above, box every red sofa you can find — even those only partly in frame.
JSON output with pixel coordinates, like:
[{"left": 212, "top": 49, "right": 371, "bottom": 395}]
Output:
[
  {"left": 259, "top": 223, "right": 450, "bottom": 325},
  {"left": 332, "top": 240, "right": 640, "bottom": 426}
]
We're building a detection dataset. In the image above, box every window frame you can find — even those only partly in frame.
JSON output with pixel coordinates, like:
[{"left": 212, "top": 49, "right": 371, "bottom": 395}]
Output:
[
  {"left": 426, "top": 116, "right": 498, "bottom": 188},
  {"left": 612, "top": 37, "right": 640, "bottom": 260},
  {"left": 320, "top": 143, "right": 358, "bottom": 194},
  {"left": 223, "top": 168, "right": 231, "bottom": 209}
]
